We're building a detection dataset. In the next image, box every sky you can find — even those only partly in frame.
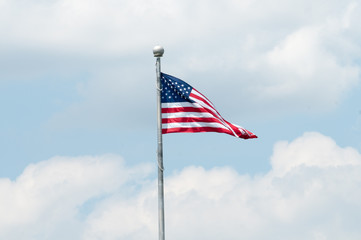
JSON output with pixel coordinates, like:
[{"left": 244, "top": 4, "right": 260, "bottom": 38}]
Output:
[{"left": 0, "top": 0, "right": 361, "bottom": 239}]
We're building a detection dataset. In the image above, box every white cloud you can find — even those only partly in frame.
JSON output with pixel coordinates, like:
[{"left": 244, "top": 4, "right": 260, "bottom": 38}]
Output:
[
  {"left": 162, "top": 132, "right": 361, "bottom": 240},
  {"left": 247, "top": 19, "right": 360, "bottom": 113},
  {"left": 0, "top": 0, "right": 360, "bottom": 128},
  {"left": 0, "top": 154, "right": 153, "bottom": 240},
  {"left": 270, "top": 132, "right": 361, "bottom": 176},
  {"left": 81, "top": 132, "right": 361, "bottom": 240},
  {"left": 2, "top": 132, "right": 359, "bottom": 239}
]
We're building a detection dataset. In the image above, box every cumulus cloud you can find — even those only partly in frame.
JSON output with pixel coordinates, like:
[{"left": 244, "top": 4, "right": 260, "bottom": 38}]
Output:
[
  {"left": 0, "top": 154, "right": 153, "bottom": 239},
  {"left": 1, "top": 0, "right": 360, "bottom": 129},
  {"left": 84, "top": 132, "right": 361, "bottom": 240},
  {"left": 256, "top": 25, "right": 359, "bottom": 108},
  {"left": 1, "top": 132, "right": 360, "bottom": 239},
  {"left": 271, "top": 132, "right": 361, "bottom": 176}
]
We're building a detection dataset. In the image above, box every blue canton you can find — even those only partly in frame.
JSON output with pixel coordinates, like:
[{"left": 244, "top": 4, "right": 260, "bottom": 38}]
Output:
[{"left": 161, "top": 73, "right": 194, "bottom": 103}]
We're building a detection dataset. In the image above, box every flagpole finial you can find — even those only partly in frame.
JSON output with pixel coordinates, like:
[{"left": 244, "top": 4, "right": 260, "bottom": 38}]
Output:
[{"left": 153, "top": 46, "right": 164, "bottom": 57}]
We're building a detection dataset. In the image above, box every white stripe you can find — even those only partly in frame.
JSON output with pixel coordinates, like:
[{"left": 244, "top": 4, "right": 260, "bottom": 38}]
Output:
[
  {"left": 189, "top": 96, "right": 221, "bottom": 119},
  {"left": 162, "top": 89, "right": 238, "bottom": 137},
  {"left": 191, "top": 89, "right": 216, "bottom": 109},
  {"left": 161, "top": 102, "right": 202, "bottom": 108},
  {"left": 190, "top": 91, "right": 238, "bottom": 137},
  {"left": 162, "top": 112, "right": 214, "bottom": 119},
  {"left": 189, "top": 90, "right": 218, "bottom": 114},
  {"left": 162, "top": 122, "right": 228, "bottom": 130},
  {"left": 232, "top": 123, "right": 246, "bottom": 134}
]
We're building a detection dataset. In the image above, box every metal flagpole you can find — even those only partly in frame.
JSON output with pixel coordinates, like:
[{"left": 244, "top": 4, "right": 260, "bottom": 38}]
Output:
[{"left": 153, "top": 45, "right": 165, "bottom": 240}]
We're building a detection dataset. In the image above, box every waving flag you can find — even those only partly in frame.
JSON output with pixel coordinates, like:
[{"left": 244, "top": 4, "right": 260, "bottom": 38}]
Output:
[{"left": 161, "top": 73, "right": 257, "bottom": 139}]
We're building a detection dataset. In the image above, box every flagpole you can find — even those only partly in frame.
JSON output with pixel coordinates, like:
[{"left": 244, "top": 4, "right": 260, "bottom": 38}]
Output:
[{"left": 153, "top": 45, "right": 165, "bottom": 240}]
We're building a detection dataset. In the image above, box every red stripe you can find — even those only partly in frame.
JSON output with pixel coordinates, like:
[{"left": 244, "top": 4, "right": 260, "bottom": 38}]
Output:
[
  {"left": 223, "top": 120, "right": 258, "bottom": 139},
  {"left": 163, "top": 127, "right": 257, "bottom": 139},
  {"left": 162, "top": 104, "right": 235, "bottom": 136},
  {"left": 162, "top": 127, "right": 234, "bottom": 135},
  {"left": 189, "top": 93, "right": 215, "bottom": 111},
  {"left": 163, "top": 106, "right": 224, "bottom": 126},
  {"left": 190, "top": 91, "right": 226, "bottom": 124},
  {"left": 162, "top": 107, "right": 209, "bottom": 114},
  {"left": 193, "top": 89, "right": 214, "bottom": 105},
  {"left": 161, "top": 95, "right": 257, "bottom": 139},
  {"left": 162, "top": 117, "right": 223, "bottom": 124}
]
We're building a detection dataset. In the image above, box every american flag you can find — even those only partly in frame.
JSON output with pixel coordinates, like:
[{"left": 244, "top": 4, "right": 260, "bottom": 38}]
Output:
[{"left": 161, "top": 73, "right": 257, "bottom": 139}]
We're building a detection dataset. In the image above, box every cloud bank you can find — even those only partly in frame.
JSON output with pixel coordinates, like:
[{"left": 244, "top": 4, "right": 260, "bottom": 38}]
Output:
[
  {"left": 1, "top": 132, "right": 360, "bottom": 239},
  {"left": 1, "top": 0, "right": 360, "bottom": 130}
]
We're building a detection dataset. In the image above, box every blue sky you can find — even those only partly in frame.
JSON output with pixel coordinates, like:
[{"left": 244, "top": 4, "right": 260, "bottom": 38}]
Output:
[{"left": 0, "top": 0, "right": 361, "bottom": 239}]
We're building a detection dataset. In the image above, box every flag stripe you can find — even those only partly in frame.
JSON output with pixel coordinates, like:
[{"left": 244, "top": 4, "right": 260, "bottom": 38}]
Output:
[
  {"left": 163, "top": 99, "right": 238, "bottom": 137},
  {"left": 162, "top": 127, "right": 234, "bottom": 135},
  {"left": 160, "top": 72, "right": 257, "bottom": 139},
  {"left": 189, "top": 93, "right": 238, "bottom": 137},
  {"left": 190, "top": 92, "right": 215, "bottom": 111},
  {"left": 189, "top": 91, "right": 227, "bottom": 123},
  {"left": 162, "top": 122, "right": 229, "bottom": 130},
  {"left": 162, "top": 111, "right": 214, "bottom": 119},
  {"left": 162, "top": 102, "right": 200, "bottom": 108},
  {"left": 162, "top": 104, "right": 225, "bottom": 124},
  {"left": 162, "top": 107, "right": 209, "bottom": 114},
  {"left": 162, "top": 117, "right": 224, "bottom": 124},
  {"left": 191, "top": 89, "right": 216, "bottom": 109},
  {"left": 162, "top": 102, "right": 222, "bottom": 123}
]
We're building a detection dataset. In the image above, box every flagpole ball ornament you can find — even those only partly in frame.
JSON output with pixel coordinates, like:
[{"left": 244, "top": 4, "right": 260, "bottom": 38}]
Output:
[{"left": 153, "top": 46, "right": 164, "bottom": 57}]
